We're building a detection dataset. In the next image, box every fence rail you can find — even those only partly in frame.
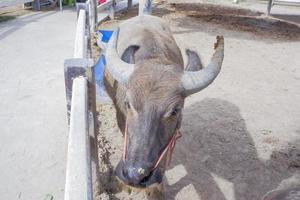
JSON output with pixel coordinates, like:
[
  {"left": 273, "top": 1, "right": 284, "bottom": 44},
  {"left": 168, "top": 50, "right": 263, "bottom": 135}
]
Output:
[
  {"left": 74, "top": 10, "right": 88, "bottom": 59},
  {"left": 64, "top": 77, "right": 92, "bottom": 200}
]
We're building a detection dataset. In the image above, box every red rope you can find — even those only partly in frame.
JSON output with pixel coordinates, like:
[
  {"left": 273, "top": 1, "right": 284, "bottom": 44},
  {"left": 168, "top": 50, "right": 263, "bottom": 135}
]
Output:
[
  {"left": 152, "top": 130, "right": 182, "bottom": 170},
  {"left": 122, "top": 119, "right": 182, "bottom": 171},
  {"left": 122, "top": 119, "right": 129, "bottom": 161}
]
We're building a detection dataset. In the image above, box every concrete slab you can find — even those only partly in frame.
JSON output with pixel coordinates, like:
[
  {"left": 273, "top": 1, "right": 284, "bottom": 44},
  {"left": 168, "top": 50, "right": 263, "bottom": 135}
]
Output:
[{"left": 0, "top": 8, "right": 76, "bottom": 200}]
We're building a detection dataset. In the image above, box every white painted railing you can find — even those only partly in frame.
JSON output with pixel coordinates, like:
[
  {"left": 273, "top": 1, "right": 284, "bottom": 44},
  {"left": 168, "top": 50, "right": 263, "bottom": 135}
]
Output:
[
  {"left": 64, "top": 77, "right": 92, "bottom": 200},
  {"left": 74, "top": 10, "right": 87, "bottom": 59},
  {"left": 64, "top": 3, "right": 97, "bottom": 200}
]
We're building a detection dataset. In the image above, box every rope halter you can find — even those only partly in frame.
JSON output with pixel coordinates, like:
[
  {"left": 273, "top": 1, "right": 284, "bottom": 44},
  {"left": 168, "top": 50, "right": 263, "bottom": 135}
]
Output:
[{"left": 122, "top": 119, "right": 182, "bottom": 172}]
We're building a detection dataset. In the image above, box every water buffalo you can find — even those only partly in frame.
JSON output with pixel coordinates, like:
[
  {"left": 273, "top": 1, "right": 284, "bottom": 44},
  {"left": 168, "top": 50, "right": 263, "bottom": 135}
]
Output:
[{"left": 104, "top": 0, "right": 224, "bottom": 188}]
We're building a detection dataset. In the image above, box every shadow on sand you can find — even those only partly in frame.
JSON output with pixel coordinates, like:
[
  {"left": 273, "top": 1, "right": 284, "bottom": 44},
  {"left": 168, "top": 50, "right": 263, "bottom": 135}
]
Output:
[{"left": 166, "top": 98, "right": 300, "bottom": 200}]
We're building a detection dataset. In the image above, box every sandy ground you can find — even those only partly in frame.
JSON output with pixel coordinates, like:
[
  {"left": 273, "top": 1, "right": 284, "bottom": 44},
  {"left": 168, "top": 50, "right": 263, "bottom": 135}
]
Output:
[
  {"left": 0, "top": 9, "right": 76, "bottom": 200},
  {"left": 0, "top": 4, "right": 61, "bottom": 23},
  {"left": 0, "top": 6, "right": 34, "bottom": 23},
  {"left": 94, "top": 1, "right": 300, "bottom": 199}
]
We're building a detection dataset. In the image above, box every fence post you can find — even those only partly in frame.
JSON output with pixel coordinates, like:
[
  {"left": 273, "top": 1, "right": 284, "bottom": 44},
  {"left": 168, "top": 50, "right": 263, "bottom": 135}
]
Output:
[
  {"left": 33, "top": 0, "right": 40, "bottom": 10},
  {"left": 88, "top": 0, "right": 97, "bottom": 33},
  {"left": 139, "top": 0, "right": 152, "bottom": 15},
  {"left": 267, "top": 0, "right": 273, "bottom": 15},
  {"left": 109, "top": 0, "right": 116, "bottom": 19},
  {"left": 64, "top": 58, "right": 94, "bottom": 123},
  {"left": 128, "top": 0, "right": 132, "bottom": 10}
]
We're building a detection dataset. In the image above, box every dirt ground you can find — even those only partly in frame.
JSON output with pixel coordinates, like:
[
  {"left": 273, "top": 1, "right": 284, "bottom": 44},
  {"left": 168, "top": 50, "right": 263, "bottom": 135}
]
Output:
[
  {"left": 0, "top": 6, "right": 33, "bottom": 23},
  {"left": 0, "top": 4, "right": 60, "bottom": 23},
  {"left": 94, "top": 1, "right": 300, "bottom": 200}
]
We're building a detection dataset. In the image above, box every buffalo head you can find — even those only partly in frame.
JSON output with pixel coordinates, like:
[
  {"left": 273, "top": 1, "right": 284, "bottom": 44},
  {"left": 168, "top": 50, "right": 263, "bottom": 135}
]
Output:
[{"left": 104, "top": 19, "right": 224, "bottom": 188}]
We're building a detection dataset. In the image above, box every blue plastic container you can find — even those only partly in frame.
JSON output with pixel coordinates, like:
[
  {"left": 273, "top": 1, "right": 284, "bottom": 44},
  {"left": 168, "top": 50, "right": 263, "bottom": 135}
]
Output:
[{"left": 94, "top": 30, "right": 113, "bottom": 101}]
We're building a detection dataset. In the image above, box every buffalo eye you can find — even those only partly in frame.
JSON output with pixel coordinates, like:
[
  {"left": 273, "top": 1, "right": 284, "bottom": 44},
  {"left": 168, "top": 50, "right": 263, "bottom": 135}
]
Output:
[
  {"left": 171, "top": 108, "right": 180, "bottom": 116},
  {"left": 125, "top": 101, "right": 131, "bottom": 110}
]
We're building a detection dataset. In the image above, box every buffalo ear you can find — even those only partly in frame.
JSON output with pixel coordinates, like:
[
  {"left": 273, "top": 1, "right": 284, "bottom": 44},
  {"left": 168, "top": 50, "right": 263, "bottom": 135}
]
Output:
[
  {"left": 121, "top": 45, "right": 140, "bottom": 64},
  {"left": 185, "top": 49, "right": 203, "bottom": 71},
  {"left": 181, "top": 36, "right": 224, "bottom": 97}
]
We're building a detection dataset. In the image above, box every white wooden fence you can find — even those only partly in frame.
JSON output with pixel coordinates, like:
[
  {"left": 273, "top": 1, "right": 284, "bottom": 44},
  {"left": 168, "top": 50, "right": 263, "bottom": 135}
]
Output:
[{"left": 64, "top": 2, "right": 97, "bottom": 200}]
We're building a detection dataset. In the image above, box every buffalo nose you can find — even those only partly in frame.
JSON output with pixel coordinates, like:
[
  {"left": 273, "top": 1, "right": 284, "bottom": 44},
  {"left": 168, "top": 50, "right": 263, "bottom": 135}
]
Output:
[{"left": 124, "top": 165, "right": 150, "bottom": 184}]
